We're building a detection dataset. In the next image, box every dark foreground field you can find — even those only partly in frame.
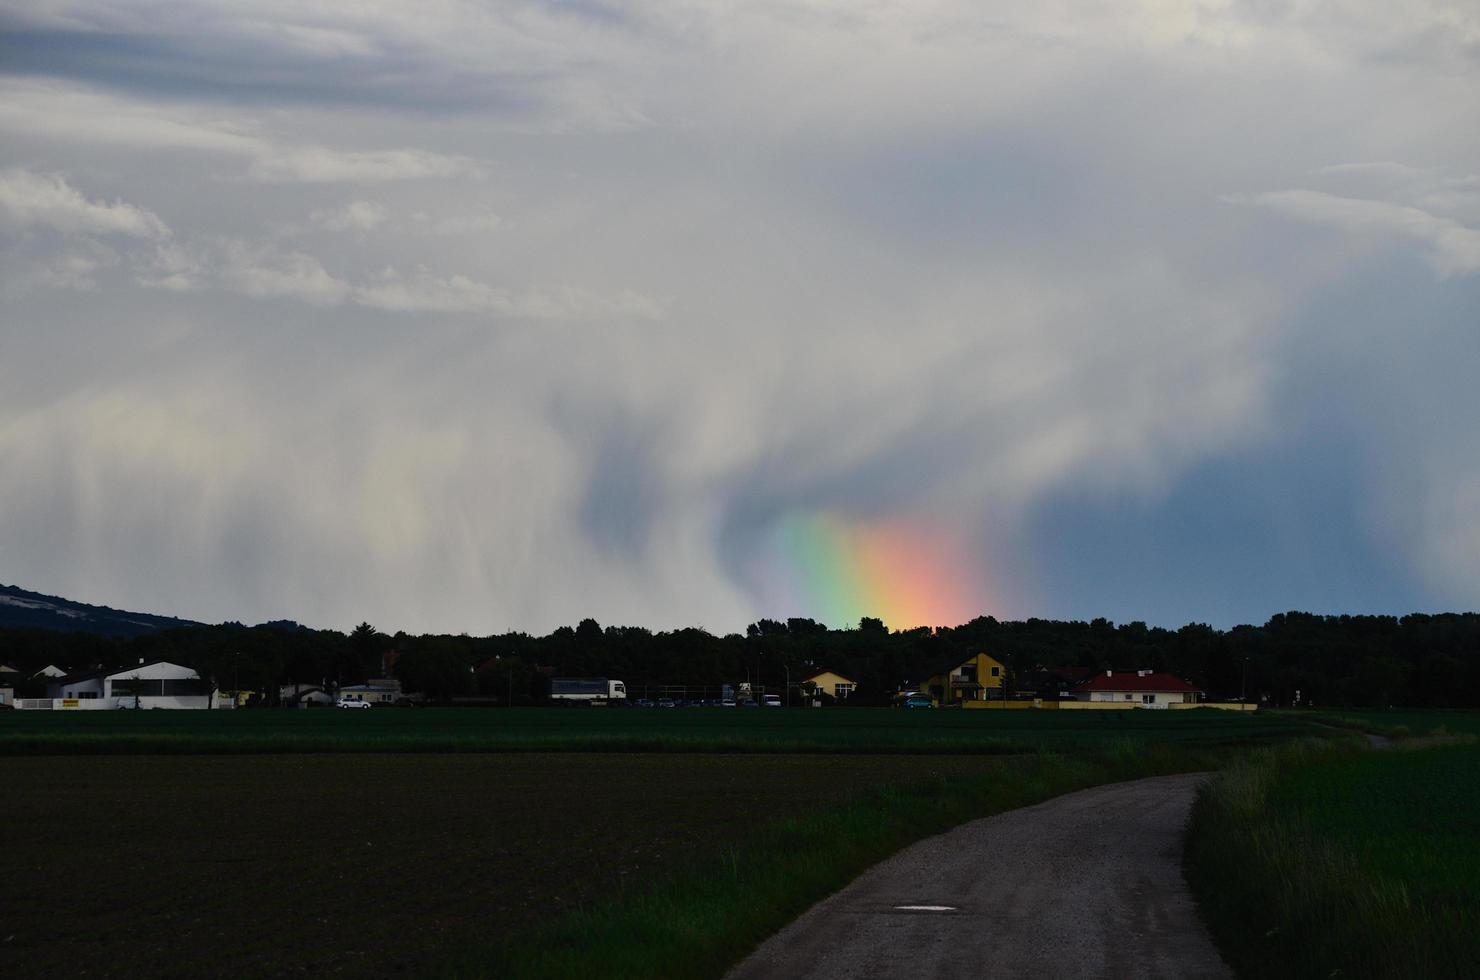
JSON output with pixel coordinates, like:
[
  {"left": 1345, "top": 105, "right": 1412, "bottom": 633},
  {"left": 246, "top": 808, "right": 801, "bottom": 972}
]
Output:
[
  {"left": 0, "top": 705, "right": 1302, "bottom": 755},
  {"left": 2, "top": 752, "right": 1007, "bottom": 979},
  {"left": 0, "top": 710, "right": 1326, "bottom": 979}
]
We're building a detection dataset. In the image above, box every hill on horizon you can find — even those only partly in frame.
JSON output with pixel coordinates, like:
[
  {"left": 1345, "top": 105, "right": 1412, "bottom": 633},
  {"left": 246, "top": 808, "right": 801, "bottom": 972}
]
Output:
[{"left": 0, "top": 583, "right": 205, "bottom": 638}]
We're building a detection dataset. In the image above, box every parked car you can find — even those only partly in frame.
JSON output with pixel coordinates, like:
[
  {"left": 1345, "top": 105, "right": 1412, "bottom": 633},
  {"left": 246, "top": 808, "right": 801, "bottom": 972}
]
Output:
[
  {"left": 656, "top": 697, "right": 677, "bottom": 708},
  {"left": 337, "top": 699, "right": 372, "bottom": 709},
  {"left": 903, "top": 695, "right": 934, "bottom": 709},
  {"left": 634, "top": 698, "right": 655, "bottom": 708},
  {"left": 761, "top": 694, "right": 782, "bottom": 707},
  {"left": 720, "top": 698, "right": 736, "bottom": 707}
]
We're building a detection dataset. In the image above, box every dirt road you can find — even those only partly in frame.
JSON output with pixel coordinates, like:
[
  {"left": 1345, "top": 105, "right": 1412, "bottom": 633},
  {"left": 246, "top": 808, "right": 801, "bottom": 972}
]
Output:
[{"left": 726, "top": 773, "right": 1231, "bottom": 980}]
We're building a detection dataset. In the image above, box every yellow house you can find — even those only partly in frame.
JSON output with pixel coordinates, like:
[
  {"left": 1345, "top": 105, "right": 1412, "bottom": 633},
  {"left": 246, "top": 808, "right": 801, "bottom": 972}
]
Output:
[
  {"left": 921, "top": 653, "right": 1006, "bottom": 706},
  {"left": 802, "top": 670, "right": 858, "bottom": 701}
]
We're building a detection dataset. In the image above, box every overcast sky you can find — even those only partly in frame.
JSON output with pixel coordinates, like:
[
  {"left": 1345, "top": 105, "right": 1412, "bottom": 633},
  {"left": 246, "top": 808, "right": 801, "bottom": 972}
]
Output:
[{"left": 2, "top": 1, "right": 1478, "bottom": 634}]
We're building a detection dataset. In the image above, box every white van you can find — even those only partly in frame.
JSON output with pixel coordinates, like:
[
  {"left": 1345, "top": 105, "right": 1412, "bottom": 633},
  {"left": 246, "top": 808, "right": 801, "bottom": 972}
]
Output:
[{"left": 761, "top": 694, "right": 782, "bottom": 707}]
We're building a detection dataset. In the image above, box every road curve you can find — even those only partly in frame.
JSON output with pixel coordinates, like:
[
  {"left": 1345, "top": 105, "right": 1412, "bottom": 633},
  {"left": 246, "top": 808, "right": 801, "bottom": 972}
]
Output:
[{"left": 726, "top": 773, "right": 1231, "bottom": 980}]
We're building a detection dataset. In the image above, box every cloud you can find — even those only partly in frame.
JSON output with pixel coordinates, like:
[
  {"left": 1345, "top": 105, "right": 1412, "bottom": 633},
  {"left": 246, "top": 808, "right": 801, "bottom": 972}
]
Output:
[
  {"left": 0, "top": 167, "right": 168, "bottom": 238},
  {"left": 218, "top": 240, "right": 350, "bottom": 304},
  {"left": 352, "top": 268, "right": 665, "bottom": 319},
  {"left": 122, "top": 235, "right": 664, "bottom": 321},
  {"left": 0, "top": 1, "right": 657, "bottom": 126},
  {"left": 1236, "top": 181, "right": 1480, "bottom": 278},
  {"left": 0, "top": 80, "right": 484, "bottom": 184},
  {"left": 311, "top": 199, "right": 389, "bottom": 232},
  {"left": 246, "top": 146, "right": 483, "bottom": 183},
  {"left": 412, "top": 207, "right": 503, "bottom": 236},
  {"left": 2, "top": 0, "right": 1480, "bottom": 633}
]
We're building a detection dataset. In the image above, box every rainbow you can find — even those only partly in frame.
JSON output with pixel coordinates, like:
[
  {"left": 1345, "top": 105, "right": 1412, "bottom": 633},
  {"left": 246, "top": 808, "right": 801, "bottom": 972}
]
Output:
[{"left": 748, "top": 511, "right": 991, "bottom": 630}]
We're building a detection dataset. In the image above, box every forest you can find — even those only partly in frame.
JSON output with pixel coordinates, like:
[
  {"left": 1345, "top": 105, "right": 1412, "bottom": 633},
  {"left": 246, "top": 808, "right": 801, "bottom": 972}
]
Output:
[{"left": 4, "top": 610, "right": 1479, "bottom": 709}]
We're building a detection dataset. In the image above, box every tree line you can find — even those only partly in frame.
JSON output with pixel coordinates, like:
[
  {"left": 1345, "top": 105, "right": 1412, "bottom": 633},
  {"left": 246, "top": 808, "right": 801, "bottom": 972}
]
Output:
[{"left": 3, "top": 610, "right": 1479, "bottom": 708}]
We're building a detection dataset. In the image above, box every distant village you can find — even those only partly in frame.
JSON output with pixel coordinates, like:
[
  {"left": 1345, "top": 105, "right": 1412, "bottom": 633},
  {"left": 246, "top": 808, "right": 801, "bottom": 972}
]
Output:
[{"left": 1, "top": 650, "right": 1250, "bottom": 713}]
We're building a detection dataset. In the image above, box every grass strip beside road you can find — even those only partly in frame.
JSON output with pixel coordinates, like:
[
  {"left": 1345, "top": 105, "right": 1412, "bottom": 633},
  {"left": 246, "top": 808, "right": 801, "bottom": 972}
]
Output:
[
  {"left": 1186, "top": 737, "right": 1480, "bottom": 980},
  {"left": 444, "top": 739, "right": 1235, "bottom": 980},
  {"left": 1297, "top": 707, "right": 1480, "bottom": 739}
]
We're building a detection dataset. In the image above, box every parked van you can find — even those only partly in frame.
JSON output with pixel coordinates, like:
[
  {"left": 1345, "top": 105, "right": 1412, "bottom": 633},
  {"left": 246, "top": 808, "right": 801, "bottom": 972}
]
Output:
[{"left": 761, "top": 693, "right": 782, "bottom": 707}]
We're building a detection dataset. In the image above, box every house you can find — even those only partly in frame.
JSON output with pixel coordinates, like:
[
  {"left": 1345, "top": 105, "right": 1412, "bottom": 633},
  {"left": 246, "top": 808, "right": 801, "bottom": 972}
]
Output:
[
  {"left": 0, "top": 663, "right": 18, "bottom": 706},
  {"left": 280, "top": 684, "right": 335, "bottom": 708},
  {"left": 801, "top": 670, "right": 857, "bottom": 701},
  {"left": 41, "top": 661, "right": 213, "bottom": 709},
  {"left": 1071, "top": 669, "right": 1202, "bottom": 707},
  {"left": 337, "top": 677, "right": 402, "bottom": 705},
  {"left": 920, "top": 652, "right": 1006, "bottom": 706}
]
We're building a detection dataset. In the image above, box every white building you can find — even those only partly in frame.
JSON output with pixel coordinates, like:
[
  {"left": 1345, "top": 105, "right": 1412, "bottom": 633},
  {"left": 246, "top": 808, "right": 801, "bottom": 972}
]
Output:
[
  {"left": 1071, "top": 669, "right": 1203, "bottom": 707},
  {"left": 39, "top": 661, "right": 214, "bottom": 710},
  {"left": 337, "top": 678, "right": 403, "bottom": 705}
]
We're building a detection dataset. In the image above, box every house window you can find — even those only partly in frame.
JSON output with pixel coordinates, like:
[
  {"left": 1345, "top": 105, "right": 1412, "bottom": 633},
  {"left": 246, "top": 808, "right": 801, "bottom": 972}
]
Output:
[
  {"left": 1142, "top": 694, "right": 1155, "bottom": 704},
  {"left": 834, "top": 683, "right": 854, "bottom": 699},
  {"left": 1123, "top": 693, "right": 1133, "bottom": 701},
  {"left": 380, "top": 693, "right": 392, "bottom": 702},
  {"left": 990, "top": 666, "right": 1000, "bottom": 678}
]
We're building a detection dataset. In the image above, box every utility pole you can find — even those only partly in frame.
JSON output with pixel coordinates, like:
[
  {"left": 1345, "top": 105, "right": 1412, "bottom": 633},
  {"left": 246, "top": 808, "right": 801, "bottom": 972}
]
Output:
[{"left": 1241, "top": 656, "right": 1248, "bottom": 709}]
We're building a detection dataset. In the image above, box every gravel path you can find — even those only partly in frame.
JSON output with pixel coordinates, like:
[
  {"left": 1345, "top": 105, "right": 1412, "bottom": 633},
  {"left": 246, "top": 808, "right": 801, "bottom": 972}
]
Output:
[{"left": 726, "top": 773, "right": 1232, "bottom": 980}]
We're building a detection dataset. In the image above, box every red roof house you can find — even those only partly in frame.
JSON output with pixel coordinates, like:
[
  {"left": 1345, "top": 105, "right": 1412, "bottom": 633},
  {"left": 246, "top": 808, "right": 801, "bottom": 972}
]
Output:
[{"left": 1072, "top": 669, "right": 1202, "bottom": 707}]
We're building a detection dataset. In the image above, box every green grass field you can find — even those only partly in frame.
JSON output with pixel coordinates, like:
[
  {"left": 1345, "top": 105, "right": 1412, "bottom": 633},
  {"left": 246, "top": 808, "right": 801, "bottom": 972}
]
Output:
[
  {"left": 1297, "top": 707, "right": 1480, "bottom": 738},
  {"left": 1187, "top": 737, "right": 1480, "bottom": 980},
  {"left": 0, "top": 705, "right": 1307, "bottom": 755}
]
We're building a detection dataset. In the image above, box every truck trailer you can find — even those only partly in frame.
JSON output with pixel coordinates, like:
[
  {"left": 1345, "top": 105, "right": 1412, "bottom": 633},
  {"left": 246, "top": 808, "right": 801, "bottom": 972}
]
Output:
[{"left": 549, "top": 678, "right": 627, "bottom": 703}]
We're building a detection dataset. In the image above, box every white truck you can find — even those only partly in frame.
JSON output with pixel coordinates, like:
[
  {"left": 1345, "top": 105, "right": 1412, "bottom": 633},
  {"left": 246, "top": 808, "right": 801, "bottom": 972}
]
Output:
[{"left": 549, "top": 678, "right": 627, "bottom": 703}]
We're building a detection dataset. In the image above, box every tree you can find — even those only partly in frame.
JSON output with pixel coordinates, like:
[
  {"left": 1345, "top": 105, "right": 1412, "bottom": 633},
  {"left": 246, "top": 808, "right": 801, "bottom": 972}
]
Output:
[{"left": 394, "top": 646, "right": 475, "bottom": 702}]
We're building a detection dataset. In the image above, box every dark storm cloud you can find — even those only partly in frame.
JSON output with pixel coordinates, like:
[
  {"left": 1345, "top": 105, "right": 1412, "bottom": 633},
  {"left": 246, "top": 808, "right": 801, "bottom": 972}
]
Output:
[
  {"left": 0, "top": 24, "right": 541, "bottom": 113},
  {"left": 571, "top": 412, "right": 671, "bottom": 561}
]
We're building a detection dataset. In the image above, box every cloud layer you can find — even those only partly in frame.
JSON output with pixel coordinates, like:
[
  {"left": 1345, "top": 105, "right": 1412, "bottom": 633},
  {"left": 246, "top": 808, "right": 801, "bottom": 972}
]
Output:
[{"left": 2, "top": 1, "right": 1479, "bottom": 633}]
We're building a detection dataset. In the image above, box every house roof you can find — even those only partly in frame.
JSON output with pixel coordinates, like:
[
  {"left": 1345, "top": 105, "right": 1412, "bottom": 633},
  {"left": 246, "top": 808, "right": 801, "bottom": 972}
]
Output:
[
  {"left": 49, "top": 660, "right": 200, "bottom": 685},
  {"left": 340, "top": 679, "right": 401, "bottom": 692},
  {"left": 802, "top": 670, "right": 857, "bottom": 685},
  {"left": 1075, "top": 671, "right": 1202, "bottom": 693},
  {"left": 922, "top": 651, "right": 1003, "bottom": 681}
]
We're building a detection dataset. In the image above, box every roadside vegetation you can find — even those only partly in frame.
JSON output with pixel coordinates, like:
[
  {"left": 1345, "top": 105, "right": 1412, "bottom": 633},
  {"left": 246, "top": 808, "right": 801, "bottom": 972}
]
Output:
[{"left": 1187, "top": 733, "right": 1480, "bottom": 980}]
